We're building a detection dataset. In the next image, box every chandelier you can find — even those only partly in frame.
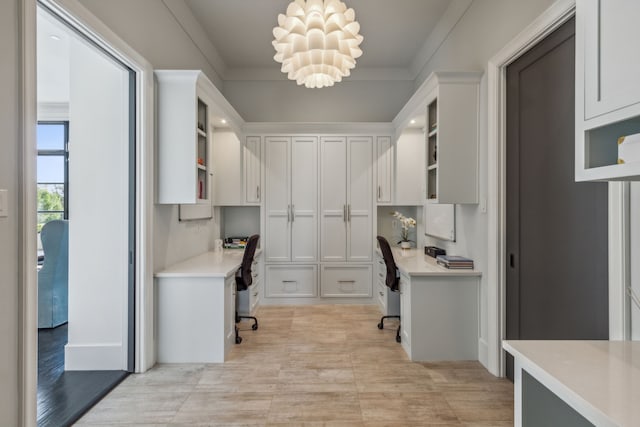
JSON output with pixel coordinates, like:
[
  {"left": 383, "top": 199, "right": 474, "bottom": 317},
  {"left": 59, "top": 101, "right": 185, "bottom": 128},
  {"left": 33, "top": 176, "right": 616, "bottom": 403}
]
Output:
[{"left": 272, "top": 0, "right": 364, "bottom": 89}]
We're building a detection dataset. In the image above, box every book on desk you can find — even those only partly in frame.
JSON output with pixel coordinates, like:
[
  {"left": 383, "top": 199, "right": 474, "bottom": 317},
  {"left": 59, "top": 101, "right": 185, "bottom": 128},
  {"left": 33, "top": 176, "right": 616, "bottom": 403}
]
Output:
[{"left": 436, "top": 255, "right": 474, "bottom": 269}]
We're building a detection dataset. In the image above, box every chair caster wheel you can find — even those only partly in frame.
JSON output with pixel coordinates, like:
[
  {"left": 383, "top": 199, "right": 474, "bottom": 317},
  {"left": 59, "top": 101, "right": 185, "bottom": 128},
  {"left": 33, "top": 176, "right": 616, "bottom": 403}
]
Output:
[
  {"left": 396, "top": 335, "right": 401, "bottom": 343},
  {"left": 235, "top": 336, "right": 242, "bottom": 344},
  {"left": 252, "top": 324, "right": 258, "bottom": 331},
  {"left": 377, "top": 322, "right": 383, "bottom": 330}
]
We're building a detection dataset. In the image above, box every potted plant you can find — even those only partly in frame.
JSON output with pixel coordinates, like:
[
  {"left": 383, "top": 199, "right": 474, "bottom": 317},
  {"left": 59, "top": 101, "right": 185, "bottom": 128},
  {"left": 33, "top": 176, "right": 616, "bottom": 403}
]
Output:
[{"left": 391, "top": 211, "right": 416, "bottom": 249}]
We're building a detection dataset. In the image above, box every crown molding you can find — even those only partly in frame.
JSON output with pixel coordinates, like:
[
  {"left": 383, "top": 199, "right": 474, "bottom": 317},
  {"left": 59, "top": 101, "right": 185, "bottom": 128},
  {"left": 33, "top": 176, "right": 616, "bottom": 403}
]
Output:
[
  {"left": 242, "top": 121, "right": 394, "bottom": 136},
  {"left": 37, "top": 102, "right": 69, "bottom": 121}
]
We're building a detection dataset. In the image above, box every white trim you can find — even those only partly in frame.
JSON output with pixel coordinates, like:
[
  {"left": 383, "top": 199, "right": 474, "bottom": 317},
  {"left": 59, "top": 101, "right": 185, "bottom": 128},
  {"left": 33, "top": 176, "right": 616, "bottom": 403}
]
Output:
[
  {"left": 608, "top": 182, "right": 631, "bottom": 340},
  {"left": 37, "top": 102, "right": 69, "bottom": 121},
  {"left": 21, "top": 1, "right": 38, "bottom": 425},
  {"left": 486, "top": 0, "right": 576, "bottom": 376},
  {"left": 22, "top": 0, "right": 156, "bottom": 421}
]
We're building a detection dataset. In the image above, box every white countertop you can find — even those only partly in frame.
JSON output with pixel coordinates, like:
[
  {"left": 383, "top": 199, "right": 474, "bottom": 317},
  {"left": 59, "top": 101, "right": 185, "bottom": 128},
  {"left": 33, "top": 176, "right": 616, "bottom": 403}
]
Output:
[
  {"left": 155, "top": 249, "right": 260, "bottom": 279},
  {"left": 503, "top": 340, "right": 640, "bottom": 427},
  {"left": 381, "top": 247, "right": 482, "bottom": 277}
]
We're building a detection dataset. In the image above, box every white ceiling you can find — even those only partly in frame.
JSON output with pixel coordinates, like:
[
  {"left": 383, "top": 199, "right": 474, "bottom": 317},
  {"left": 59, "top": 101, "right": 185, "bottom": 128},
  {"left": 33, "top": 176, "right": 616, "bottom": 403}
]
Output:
[{"left": 185, "top": 0, "right": 451, "bottom": 69}]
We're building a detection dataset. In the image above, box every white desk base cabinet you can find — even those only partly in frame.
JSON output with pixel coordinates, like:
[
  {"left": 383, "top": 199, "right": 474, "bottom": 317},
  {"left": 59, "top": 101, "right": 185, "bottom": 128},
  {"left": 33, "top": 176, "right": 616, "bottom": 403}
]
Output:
[
  {"left": 388, "top": 248, "right": 481, "bottom": 362},
  {"left": 400, "top": 272, "right": 479, "bottom": 361},
  {"left": 156, "top": 274, "right": 235, "bottom": 363},
  {"left": 155, "top": 250, "right": 253, "bottom": 363}
]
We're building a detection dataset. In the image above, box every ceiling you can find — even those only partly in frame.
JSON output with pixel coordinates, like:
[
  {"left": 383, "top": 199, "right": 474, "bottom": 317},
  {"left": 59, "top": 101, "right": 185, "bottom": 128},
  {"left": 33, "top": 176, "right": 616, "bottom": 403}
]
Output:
[{"left": 185, "top": 0, "right": 450, "bottom": 69}]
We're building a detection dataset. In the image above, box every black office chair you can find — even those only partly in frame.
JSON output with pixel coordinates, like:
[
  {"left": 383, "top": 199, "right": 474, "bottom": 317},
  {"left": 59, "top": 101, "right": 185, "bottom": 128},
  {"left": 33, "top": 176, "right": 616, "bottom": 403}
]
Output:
[
  {"left": 235, "top": 234, "right": 260, "bottom": 344},
  {"left": 376, "top": 235, "right": 401, "bottom": 343}
]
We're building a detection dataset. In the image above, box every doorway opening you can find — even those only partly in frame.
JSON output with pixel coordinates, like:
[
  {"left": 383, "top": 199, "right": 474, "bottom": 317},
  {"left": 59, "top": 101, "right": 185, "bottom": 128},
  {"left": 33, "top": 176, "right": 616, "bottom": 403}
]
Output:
[{"left": 36, "top": 3, "right": 135, "bottom": 425}]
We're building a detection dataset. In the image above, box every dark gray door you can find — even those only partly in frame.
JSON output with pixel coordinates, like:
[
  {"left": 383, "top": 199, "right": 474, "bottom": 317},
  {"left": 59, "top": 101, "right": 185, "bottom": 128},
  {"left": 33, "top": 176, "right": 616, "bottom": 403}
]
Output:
[{"left": 505, "top": 17, "right": 608, "bottom": 380}]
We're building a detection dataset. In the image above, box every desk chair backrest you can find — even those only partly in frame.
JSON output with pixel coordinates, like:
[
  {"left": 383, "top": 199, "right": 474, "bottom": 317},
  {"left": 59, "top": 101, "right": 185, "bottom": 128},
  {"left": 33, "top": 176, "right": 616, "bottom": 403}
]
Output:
[
  {"left": 377, "top": 235, "right": 399, "bottom": 292},
  {"left": 236, "top": 234, "right": 260, "bottom": 292}
]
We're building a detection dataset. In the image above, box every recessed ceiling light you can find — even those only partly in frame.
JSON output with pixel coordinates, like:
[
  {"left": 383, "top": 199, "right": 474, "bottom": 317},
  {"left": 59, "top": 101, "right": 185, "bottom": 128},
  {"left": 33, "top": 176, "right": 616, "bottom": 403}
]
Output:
[
  {"left": 220, "top": 119, "right": 227, "bottom": 125},
  {"left": 410, "top": 119, "right": 416, "bottom": 124},
  {"left": 49, "top": 34, "right": 61, "bottom": 41}
]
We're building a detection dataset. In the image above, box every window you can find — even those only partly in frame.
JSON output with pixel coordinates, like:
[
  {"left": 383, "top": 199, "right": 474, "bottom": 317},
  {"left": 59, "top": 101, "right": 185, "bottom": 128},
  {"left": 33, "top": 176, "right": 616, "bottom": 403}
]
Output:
[{"left": 37, "top": 122, "right": 69, "bottom": 231}]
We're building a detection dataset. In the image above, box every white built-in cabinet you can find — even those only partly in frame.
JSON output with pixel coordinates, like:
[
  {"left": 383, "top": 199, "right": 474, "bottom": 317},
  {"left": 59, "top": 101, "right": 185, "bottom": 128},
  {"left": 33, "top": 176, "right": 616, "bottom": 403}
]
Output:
[
  {"left": 320, "top": 136, "right": 373, "bottom": 262},
  {"left": 264, "top": 136, "right": 318, "bottom": 263},
  {"left": 376, "top": 132, "right": 424, "bottom": 205},
  {"left": 376, "top": 136, "right": 392, "bottom": 204},
  {"left": 575, "top": 0, "right": 640, "bottom": 181},
  {"left": 213, "top": 134, "right": 263, "bottom": 205},
  {"left": 320, "top": 264, "right": 372, "bottom": 298},
  {"left": 156, "top": 70, "right": 213, "bottom": 219},
  {"left": 244, "top": 136, "right": 262, "bottom": 204},
  {"left": 424, "top": 72, "right": 481, "bottom": 204}
]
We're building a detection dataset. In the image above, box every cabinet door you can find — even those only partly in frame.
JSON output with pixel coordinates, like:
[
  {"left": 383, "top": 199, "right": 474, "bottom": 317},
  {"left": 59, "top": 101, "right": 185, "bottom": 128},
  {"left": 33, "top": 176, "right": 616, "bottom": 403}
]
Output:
[
  {"left": 583, "top": 0, "right": 640, "bottom": 119},
  {"left": 244, "top": 136, "right": 261, "bottom": 204},
  {"left": 395, "top": 130, "right": 424, "bottom": 205},
  {"left": 399, "top": 274, "right": 411, "bottom": 351},
  {"left": 213, "top": 130, "right": 242, "bottom": 205},
  {"left": 225, "top": 275, "right": 235, "bottom": 347},
  {"left": 265, "top": 137, "right": 291, "bottom": 262},
  {"left": 376, "top": 136, "right": 392, "bottom": 204},
  {"left": 291, "top": 137, "right": 318, "bottom": 262},
  {"left": 320, "top": 137, "right": 347, "bottom": 261},
  {"left": 347, "top": 137, "right": 373, "bottom": 262}
]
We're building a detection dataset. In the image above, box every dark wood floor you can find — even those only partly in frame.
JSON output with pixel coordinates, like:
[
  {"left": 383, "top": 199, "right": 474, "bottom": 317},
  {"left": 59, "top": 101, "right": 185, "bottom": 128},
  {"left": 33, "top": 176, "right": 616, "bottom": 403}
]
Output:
[{"left": 38, "top": 323, "right": 128, "bottom": 427}]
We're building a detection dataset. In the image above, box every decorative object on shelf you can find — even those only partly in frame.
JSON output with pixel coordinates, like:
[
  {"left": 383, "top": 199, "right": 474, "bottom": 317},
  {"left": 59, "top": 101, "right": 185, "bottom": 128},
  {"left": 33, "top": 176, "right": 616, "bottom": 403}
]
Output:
[
  {"left": 618, "top": 132, "right": 640, "bottom": 164},
  {"left": 272, "top": 0, "right": 363, "bottom": 89},
  {"left": 391, "top": 211, "right": 416, "bottom": 248}
]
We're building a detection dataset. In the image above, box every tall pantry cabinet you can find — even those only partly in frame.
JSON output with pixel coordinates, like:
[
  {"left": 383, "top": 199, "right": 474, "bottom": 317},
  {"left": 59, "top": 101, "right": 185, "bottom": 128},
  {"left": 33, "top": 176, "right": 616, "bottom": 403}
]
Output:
[
  {"left": 320, "top": 136, "right": 373, "bottom": 262},
  {"left": 264, "top": 136, "right": 318, "bottom": 263}
]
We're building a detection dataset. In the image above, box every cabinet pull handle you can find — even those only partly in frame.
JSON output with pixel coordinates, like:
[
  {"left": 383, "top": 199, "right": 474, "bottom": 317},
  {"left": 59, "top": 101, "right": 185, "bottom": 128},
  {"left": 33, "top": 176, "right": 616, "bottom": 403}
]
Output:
[
  {"left": 287, "top": 205, "right": 291, "bottom": 222},
  {"left": 256, "top": 186, "right": 260, "bottom": 200},
  {"left": 378, "top": 186, "right": 381, "bottom": 199},
  {"left": 347, "top": 204, "right": 351, "bottom": 222},
  {"left": 379, "top": 291, "right": 384, "bottom": 296},
  {"left": 343, "top": 205, "right": 347, "bottom": 222},
  {"left": 338, "top": 280, "right": 356, "bottom": 283},
  {"left": 291, "top": 204, "right": 295, "bottom": 222},
  {"left": 253, "top": 292, "right": 258, "bottom": 297}
]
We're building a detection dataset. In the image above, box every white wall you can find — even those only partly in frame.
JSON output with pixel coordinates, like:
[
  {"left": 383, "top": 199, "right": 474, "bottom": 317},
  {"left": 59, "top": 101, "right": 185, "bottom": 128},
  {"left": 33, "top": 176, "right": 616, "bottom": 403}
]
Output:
[
  {"left": 65, "top": 34, "right": 130, "bottom": 370},
  {"left": 0, "top": 0, "right": 21, "bottom": 422}
]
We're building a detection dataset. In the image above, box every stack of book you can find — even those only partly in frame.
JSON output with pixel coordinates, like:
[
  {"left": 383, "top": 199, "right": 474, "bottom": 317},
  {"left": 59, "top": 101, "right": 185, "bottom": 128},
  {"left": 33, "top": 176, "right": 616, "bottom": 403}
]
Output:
[{"left": 436, "top": 255, "right": 474, "bottom": 269}]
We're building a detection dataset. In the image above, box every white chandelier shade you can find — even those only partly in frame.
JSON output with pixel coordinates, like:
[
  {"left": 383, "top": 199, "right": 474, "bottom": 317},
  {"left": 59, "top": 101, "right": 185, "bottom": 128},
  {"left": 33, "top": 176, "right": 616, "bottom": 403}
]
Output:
[{"left": 272, "top": 0, "right": 364, "bottom": 88}]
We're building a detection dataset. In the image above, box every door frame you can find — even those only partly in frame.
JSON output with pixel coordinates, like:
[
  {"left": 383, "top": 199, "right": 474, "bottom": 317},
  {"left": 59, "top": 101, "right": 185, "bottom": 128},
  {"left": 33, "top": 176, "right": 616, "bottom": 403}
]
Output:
[
  {"left": 486, "top": 0, "right": 630, "bottom": 377},
  {"left": 21, "top": 0, "right": 155, "bottom": 424}
]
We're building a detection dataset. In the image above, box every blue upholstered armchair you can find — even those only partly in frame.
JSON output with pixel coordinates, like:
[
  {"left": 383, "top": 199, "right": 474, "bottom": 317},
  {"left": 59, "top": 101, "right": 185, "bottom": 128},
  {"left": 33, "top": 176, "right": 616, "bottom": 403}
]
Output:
[{"left": 38, "top": 219, "right": 69, "bottom": 328}]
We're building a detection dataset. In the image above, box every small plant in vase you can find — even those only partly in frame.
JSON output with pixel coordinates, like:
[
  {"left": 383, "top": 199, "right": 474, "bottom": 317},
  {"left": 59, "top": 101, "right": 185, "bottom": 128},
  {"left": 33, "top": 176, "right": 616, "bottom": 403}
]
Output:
[{"left": 391, "top": 211, "right": 416, "bottom": 249}]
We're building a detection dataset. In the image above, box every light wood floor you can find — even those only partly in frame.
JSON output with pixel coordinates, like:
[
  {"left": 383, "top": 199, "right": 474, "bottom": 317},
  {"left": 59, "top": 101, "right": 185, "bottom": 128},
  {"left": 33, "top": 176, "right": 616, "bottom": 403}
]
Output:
[{"left": 76, "top": 305, "right": 513, "bottom": 426}]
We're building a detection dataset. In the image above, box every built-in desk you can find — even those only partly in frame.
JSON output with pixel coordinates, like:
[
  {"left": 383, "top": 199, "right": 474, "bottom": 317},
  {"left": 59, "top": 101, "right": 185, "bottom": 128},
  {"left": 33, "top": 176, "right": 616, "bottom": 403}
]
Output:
[
  {"left": 504, "top": 340, "right": 640, "bottom": 427},
  {"left": 154, "top": 249, "right": 260, "bottom": 363},
  {"left": 383, "top": 248, "right": 482, "bottom": 361}
]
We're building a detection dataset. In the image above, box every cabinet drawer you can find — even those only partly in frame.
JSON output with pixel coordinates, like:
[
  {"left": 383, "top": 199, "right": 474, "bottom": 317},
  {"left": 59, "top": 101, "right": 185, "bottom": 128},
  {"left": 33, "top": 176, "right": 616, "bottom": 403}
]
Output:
[
  {"left": 265, "top": 265, "right": 317, "bottom": 297},
  {"left": 321, "top": 265, "right": 372, "bottom": 298},
  {"left": 376, "top": 282, "right": 386, "bottom": 312}
]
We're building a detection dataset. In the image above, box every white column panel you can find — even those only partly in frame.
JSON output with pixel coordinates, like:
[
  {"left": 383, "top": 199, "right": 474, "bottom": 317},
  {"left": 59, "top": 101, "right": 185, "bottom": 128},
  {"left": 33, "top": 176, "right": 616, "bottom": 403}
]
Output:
[
  {"left": 291, "top": 136, "right": 318, "bottom": 262},
  {"left": 320, "top": 137, "right": 347, "bottom": 262},
  {"left": 265, "top": 137, "right": 291, "bottom": 262}
]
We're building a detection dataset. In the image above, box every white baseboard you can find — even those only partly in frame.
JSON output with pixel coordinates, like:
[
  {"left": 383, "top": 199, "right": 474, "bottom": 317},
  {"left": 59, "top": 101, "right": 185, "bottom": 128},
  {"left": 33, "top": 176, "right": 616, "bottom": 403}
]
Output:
[
  {"left": 478, "top": 338, "right": 490, "bottom": 372},
  {"left": 64, "top": 343, "right": 125, "bottom": 370}
]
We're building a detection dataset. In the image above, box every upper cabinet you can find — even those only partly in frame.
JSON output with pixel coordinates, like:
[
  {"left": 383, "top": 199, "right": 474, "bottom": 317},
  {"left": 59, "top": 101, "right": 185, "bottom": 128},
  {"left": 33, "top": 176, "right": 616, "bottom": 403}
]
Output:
[
  {"left": 213, "top": 134, "right": 263, "bottom": 206},
  {"left": 576, "top": 1, "right": 640, "bottom": 181},
  {"left": 244, "top": 136, "right": 262, "bottom": 204},
  {"left": 395, "top": 129, "right": 425, "bottom": 205},
  {"left": 424, "top": 72, "right": 481, "bottom": 203},
  {"left": 156, "top": 70, "right": 213, "bottom": 206},
  {"left": 376, "top": 136, "right": 393, "bottom": 205}
]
